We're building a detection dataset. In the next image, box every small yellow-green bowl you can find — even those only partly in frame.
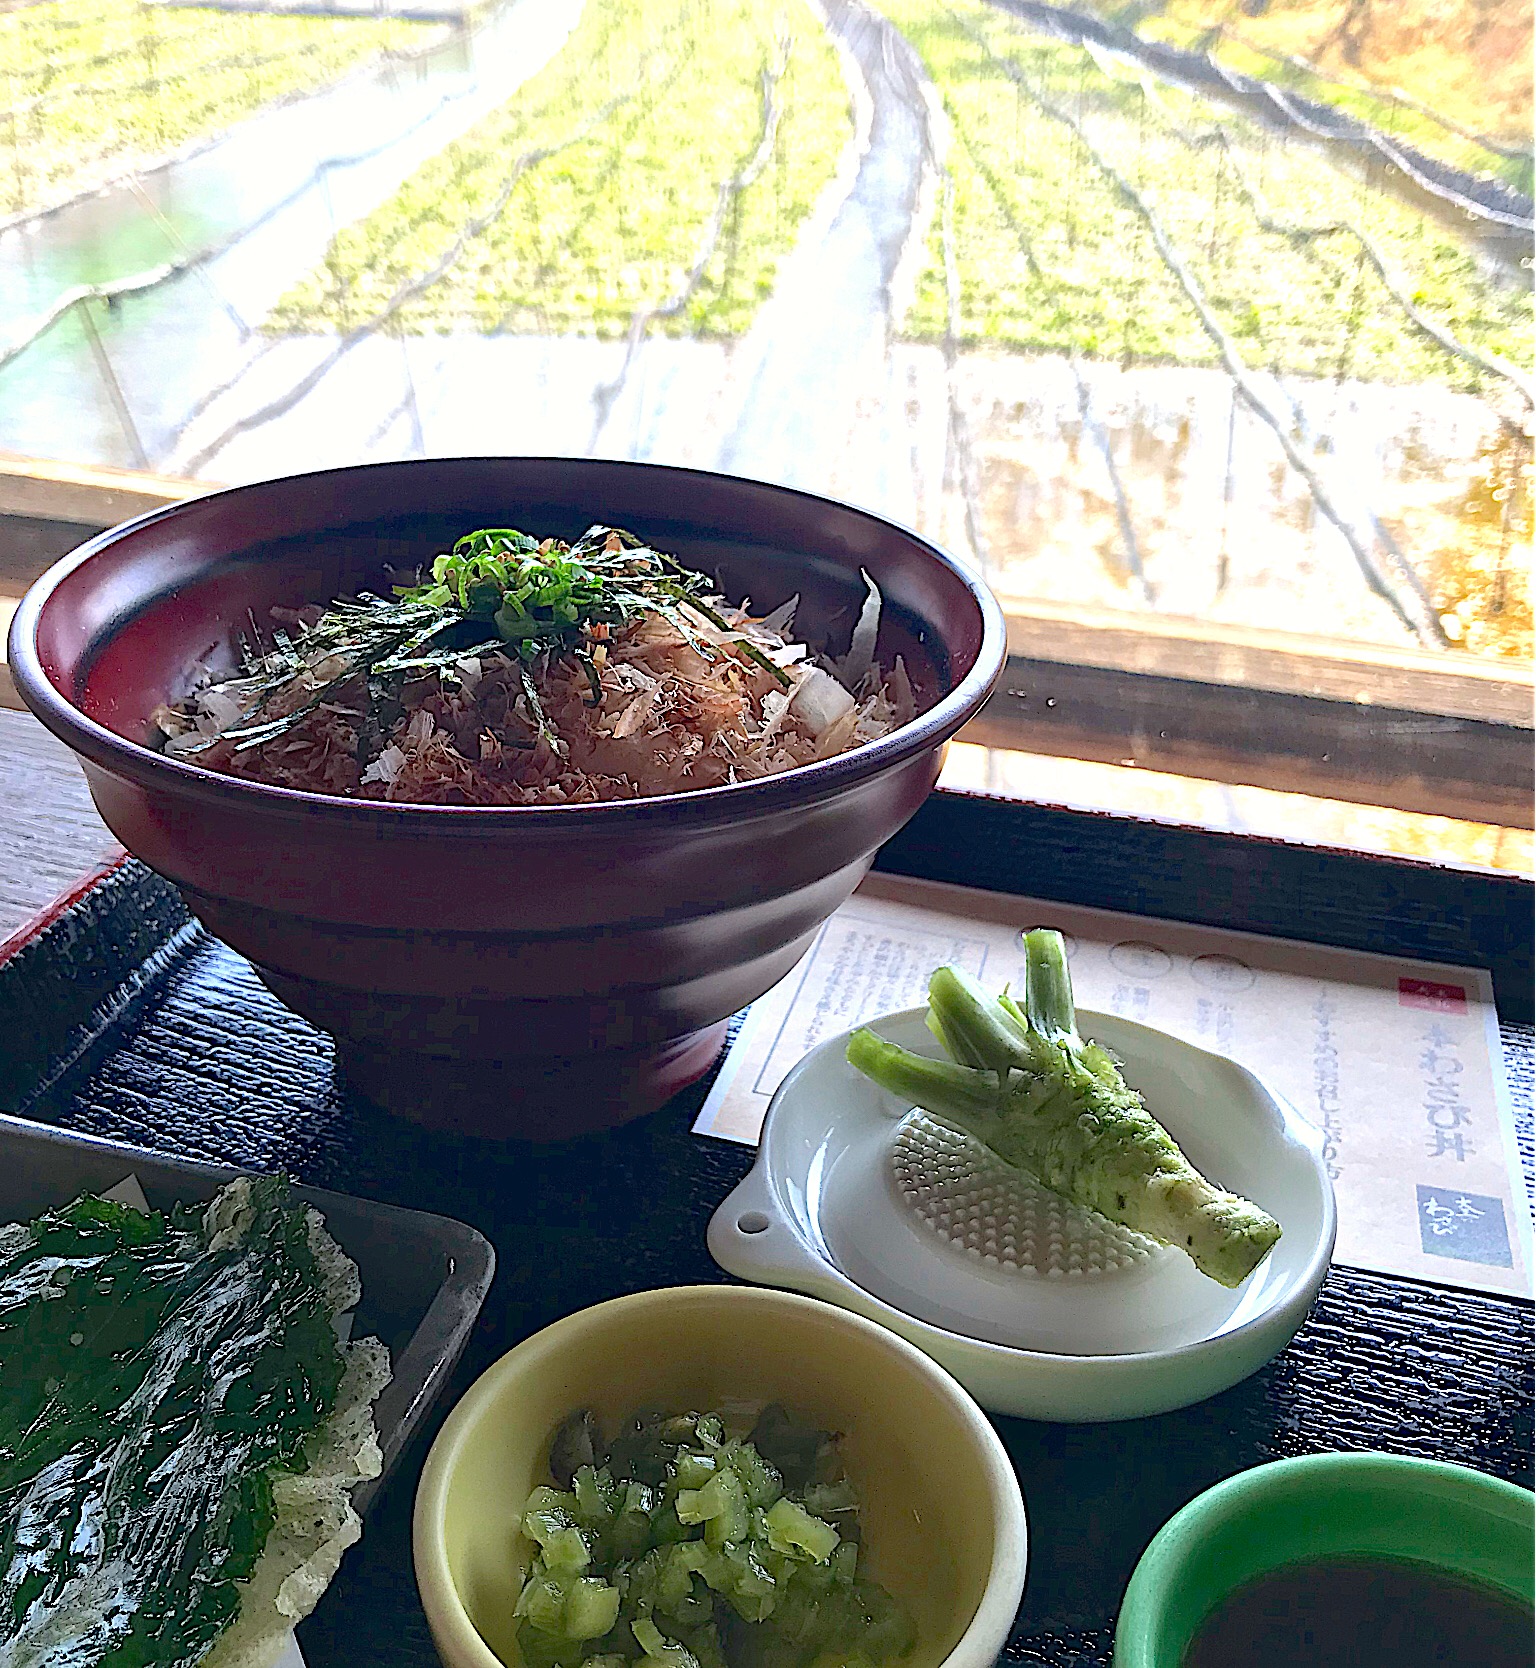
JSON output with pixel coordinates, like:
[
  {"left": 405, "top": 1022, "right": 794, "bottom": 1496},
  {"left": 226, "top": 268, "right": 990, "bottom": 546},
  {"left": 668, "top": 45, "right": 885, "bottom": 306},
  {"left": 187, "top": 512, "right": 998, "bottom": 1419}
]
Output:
[
  {"left": 1114, "top": 1451, "right": 1535, "bottom": 1667},
  {"left": 413, "top": 1285, "right": 1028, "bottom": 1668}
]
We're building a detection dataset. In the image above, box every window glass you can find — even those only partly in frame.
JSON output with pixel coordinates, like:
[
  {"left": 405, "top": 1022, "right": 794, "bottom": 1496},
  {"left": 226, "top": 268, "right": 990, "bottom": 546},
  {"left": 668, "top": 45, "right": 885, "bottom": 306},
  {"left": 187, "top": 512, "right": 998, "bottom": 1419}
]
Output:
[{"left": 1, "top": 0, "right": 1529, "bottom": 863}]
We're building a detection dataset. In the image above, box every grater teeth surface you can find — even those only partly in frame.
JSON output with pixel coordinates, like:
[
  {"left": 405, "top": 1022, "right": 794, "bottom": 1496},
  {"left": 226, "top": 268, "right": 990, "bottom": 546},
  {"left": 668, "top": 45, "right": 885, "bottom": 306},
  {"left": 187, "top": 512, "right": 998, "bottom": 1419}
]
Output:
[{"left": 889, "top": 1110, "right": 1160, "bottom": 1279}]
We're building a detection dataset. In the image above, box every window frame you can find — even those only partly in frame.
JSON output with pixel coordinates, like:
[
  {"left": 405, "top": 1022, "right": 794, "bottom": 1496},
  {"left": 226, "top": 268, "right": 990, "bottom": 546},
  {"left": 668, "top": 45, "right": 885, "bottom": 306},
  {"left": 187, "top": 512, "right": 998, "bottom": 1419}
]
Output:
[{"left": 2, "top": 454, "right": 1531, "bottom": 1023}]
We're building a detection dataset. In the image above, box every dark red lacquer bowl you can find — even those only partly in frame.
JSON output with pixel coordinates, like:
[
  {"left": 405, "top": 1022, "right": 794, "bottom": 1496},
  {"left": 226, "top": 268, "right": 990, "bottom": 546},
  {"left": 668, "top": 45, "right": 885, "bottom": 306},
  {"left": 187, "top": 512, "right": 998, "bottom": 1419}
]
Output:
[{"left": 10, "top": 459, "right": 1004, "bottom": 1137}]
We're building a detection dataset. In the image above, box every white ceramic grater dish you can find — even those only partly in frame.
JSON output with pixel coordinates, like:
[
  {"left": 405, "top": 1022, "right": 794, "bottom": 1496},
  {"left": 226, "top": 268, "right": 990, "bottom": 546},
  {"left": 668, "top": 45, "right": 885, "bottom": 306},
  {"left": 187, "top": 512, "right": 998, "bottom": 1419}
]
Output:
[{"left": 708, "top": 1005, "right": 1335, "bottom": 1422}]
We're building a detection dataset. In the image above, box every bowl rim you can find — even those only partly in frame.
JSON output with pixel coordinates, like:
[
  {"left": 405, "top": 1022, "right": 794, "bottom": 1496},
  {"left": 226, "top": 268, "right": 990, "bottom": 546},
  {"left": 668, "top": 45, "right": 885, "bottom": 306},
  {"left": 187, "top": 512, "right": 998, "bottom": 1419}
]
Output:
[
  {"left": 411, "top": 1283, "right": 1029, "bottom": 1668},
  {"left": 8, "top": 457, "right": 1007, "bottom": 828},
  {"left": 1112, "top": 1451, "right": 1536, "bottom": 1668},
  {"left": 735, "top": 1004, "right": 1338, "bottom": 1372}
]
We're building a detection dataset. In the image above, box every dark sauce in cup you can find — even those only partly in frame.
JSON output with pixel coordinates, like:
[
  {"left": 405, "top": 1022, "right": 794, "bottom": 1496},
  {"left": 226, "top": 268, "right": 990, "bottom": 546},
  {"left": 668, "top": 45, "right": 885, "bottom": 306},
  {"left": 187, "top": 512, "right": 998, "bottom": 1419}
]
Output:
[{"left": 1182, "top": 1556, "right": 1533, "bottom": 1667}]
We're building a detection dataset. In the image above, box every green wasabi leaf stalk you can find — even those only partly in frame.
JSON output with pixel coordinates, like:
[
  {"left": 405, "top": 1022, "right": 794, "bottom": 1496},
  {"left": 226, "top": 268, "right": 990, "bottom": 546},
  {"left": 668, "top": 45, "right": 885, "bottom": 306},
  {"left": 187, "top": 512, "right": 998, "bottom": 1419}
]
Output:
[
  {"left": 1020, "top": 926, "right": 1081, "bottom": 1050},
  {"left": 848, "top": 933, "right": 1282, "bottom": 1288}
]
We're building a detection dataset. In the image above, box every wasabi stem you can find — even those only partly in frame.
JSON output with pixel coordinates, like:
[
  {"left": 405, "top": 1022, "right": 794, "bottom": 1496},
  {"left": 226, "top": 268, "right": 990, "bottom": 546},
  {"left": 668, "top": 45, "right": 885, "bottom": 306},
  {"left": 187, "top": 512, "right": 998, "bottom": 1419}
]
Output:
[
  {"left": 1021, "top": 927, "right": 1081, "bottom": 1050},
  {"left": 923, "top": 965, "right": 1036, "bottom": 1072},
  {"left": 848, "top": 933, "right": 1282, "bottom": 1289},
  {"left": 514, "top": 1406, "right": 913, "bottom": 1668}
]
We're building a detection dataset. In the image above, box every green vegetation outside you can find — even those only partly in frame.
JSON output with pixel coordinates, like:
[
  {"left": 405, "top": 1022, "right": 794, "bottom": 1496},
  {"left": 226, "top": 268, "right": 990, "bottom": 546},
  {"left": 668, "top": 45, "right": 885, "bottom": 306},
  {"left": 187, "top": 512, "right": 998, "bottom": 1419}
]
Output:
[
  {"left": 879, "top": 0, "right": 1530, "bottom": 659},
  {"left": 268, "top": 0, "right": 853, "bottom": 339},
  {"left": 0, "top": 1, "right": 427, "bottom": 219},
  {"left": 880, "top": 0, "right": 1531, "bottom": 659},
  {"left": 881, "top": 0, "right": 1531, "bottom": 392}
]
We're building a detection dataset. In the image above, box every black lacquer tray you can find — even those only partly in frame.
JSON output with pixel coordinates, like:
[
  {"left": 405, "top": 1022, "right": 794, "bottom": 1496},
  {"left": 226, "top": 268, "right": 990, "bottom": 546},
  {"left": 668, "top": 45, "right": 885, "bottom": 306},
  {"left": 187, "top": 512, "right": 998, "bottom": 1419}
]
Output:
[{"left": 0, "top": 793, "right": 1530, "bottom": 1668}]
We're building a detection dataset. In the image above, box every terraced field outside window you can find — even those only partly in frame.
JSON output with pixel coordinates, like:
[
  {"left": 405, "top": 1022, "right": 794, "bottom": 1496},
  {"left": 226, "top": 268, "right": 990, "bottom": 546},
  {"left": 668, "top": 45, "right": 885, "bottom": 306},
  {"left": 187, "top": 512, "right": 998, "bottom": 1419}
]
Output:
[
  {"left": 876, "top": 0, "right": 1531, "bottom": 660},
  {"left": 268, "top": 0, "right": 853, "bottom": 340},
  {"left": 0, "top": 0, "right": 430, "bottom": 219},
  {"left": 0, "top": 0, "right": 1528, "bottom": 873}
]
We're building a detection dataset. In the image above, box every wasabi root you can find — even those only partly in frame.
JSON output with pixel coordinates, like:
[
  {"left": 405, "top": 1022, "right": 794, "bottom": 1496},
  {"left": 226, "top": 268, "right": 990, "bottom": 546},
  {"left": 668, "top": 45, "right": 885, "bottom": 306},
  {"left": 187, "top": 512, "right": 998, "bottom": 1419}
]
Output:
[{"left": 847, "top": 931, "right": 1282, "bottom": 1288}]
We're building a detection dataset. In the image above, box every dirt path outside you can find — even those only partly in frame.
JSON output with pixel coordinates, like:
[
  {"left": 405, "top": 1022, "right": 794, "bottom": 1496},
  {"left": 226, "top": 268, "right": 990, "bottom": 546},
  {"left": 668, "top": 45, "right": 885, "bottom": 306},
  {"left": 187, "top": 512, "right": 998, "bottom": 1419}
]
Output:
[{"left": 707, "top": 0, "right": 941, "bottom": 515}]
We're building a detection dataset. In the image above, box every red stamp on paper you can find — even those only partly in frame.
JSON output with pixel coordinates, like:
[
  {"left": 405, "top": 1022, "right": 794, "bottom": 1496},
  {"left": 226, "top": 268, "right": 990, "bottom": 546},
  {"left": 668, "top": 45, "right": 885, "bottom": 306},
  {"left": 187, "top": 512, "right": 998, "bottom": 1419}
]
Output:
[{"left": 1398, "top": 977, "right": 1468, "bottom": 1013}]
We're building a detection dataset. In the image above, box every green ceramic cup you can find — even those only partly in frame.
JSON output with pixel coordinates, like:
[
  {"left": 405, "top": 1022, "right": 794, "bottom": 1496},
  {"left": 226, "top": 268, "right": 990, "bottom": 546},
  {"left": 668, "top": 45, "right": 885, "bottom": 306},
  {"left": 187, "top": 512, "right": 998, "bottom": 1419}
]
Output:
[{"left": 1114, "top": 1451, "right": 1535, "bottom": 1667}]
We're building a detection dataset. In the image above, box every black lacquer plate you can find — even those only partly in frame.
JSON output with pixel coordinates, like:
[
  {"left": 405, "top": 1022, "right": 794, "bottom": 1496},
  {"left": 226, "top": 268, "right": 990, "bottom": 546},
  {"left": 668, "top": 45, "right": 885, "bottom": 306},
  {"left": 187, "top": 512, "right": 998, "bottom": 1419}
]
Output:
[{"left": 0, "top": 812, "right": 1530, "bottom": 1668}]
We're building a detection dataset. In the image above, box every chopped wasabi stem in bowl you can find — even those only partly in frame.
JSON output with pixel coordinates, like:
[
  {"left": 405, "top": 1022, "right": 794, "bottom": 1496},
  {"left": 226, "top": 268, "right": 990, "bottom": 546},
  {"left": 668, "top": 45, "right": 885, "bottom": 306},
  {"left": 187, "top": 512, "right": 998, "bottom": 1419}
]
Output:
[
  {"left": 847, "top": 932, "right": 1283, "bottom": 1289},
  {"left": 511, "top": 1405, "right": 914, "bottom": 1668}
]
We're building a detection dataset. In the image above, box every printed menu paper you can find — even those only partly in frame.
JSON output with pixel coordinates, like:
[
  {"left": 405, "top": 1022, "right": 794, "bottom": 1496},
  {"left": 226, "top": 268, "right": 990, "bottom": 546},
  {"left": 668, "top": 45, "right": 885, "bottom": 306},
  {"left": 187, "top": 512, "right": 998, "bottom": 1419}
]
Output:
[{"left": 694, "top": 873, "right": 1530, "bottom": 1298}]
